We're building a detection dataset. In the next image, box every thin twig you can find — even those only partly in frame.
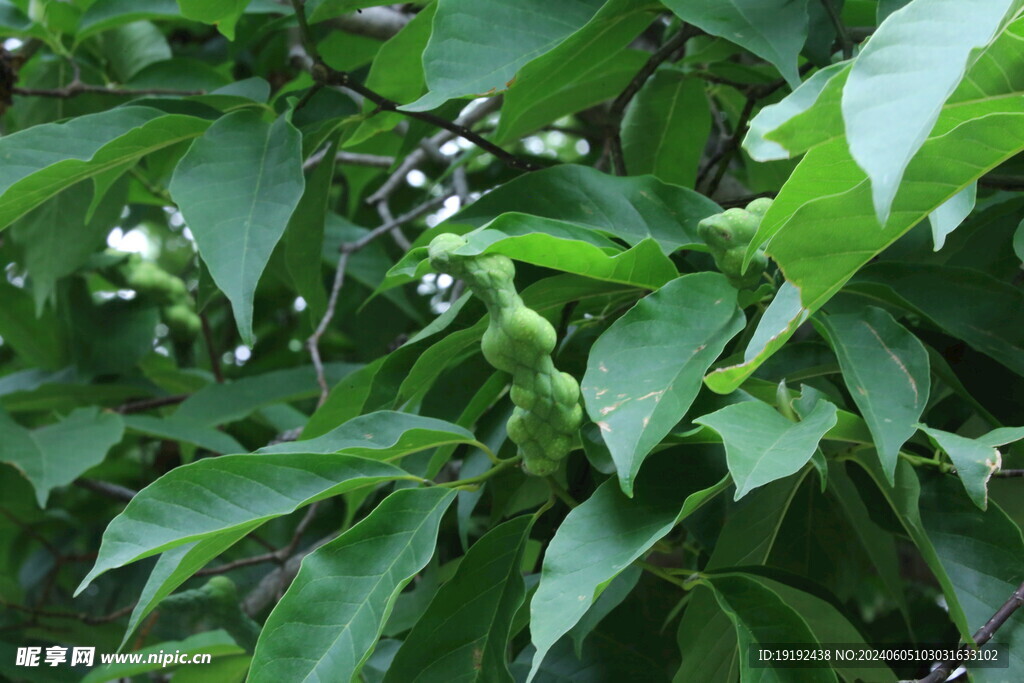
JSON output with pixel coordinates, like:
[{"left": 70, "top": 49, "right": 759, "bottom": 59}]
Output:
[
  {"left": 605, "top": 25, "right": 697, "bottom": 176},
  {"left": 0, "top": 599, "right": 135, "bottom": 625},
  {"left": 116, "top": 394, "right": 190, "bottom": 414},
  {"left": 307, "top": 251, "right": 350, "bottom": 406},
  {"left": 994, "top": 469, "right": 1024, "bottom": 478},
  {"left": 197, "top": 502, "right": 319, "bottom": 576},
  {"left": 366, "top": 96, "right": 502, "bottom": 206},
  {"left": 919, "top": 581, "right": 1024, "bottom": 682},
  {"left": 703, "top": 96, "right": 757, "bottom": 196},
  {"left": 75, "top": 479, "right": 137, "bottom": 503},
  {"left": 307, "top": 192, "right": 453, "bottom": 404},
  {"left": 13, "top": 83, "right": 203, "bottom": 98}
]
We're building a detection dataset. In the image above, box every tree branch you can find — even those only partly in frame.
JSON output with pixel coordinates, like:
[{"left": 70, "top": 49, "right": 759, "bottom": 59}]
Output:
[
  {"left": 75, "top": 478, "right": 137, "bottom": 503},
  {"left": 13, "top": 83, "right": 203, "bottom": 99},
  {"left": 919, "top": 581, "right": 1024, "bottom": 682},
  {"left": 116, "top": 394, "right": 190, "bottom": 414},
  {"left": 604, "top": 25, "right": 698, "bottom": 176}
]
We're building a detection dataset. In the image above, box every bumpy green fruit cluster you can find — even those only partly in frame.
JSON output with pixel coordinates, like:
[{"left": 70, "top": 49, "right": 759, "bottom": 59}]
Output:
[
  {"left": 697, "top": 197, "right": 772, "bottom": 289},
  {"left": 121, "top": 256, "right": 200, "bottom": 342},
  {"left": 428, "top": 234, "right": 583, "bottom": 476}
]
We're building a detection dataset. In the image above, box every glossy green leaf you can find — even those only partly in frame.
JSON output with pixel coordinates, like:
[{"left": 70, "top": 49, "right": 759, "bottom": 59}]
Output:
[
  {"left": 406, "top": 0, "right": 604, "bottom": 111},
  {"left": 77, "top": 454, "right": 409, "bottom": 592},
  {"left": 0, "top": 281, "right": 66, "bottom": 370},
  {"left": 123, "top": 415, "right": 245, "bottom": 455},
  {"left": 528, "top": 451, "right": 728, "bottom": 679},
  {"left": 704, "top": 281, "right": 809, "bottom": 394},
  {"left": 675, "top": 475, "right": 806, "bottom": 682},
  {"left": 494, "top": 0, "right": 654, "bottom": 143},
  {"left": 744, "top": 62, "right": 847, "bottom": 161},
  {"left": 119, "top": 533, "right": 249, "bottom": 649},
  {"left": 852, "top": 263, "right": 1024, "bottom": 378},
  {"left": 581, "top": 273, "right": 745, "bottom": 494},
  {"left": 82, "top": 630, "right": 244, "bottom": 683},
  {"left": 174, "top": 363, "right": 358, "bottom": 426},
  {"left": 77, "top": 0, "right": 181, "bottom": 40},
  {"left": 453, "top": 165, "right": 720, "bottom": 254},
  {"left": 841, "top": 0, "right": 1016, "bottom": 222},
  {"left": 0, "top": 106, "right": 209, "bottom": 231},
  {"left": 662, "top": 0, "right": 808, "bottom": 87},
  {"left": 385, "top": 516, "right": 532, "bottom": 682},
  {"left": 930, "top": 182, "right": 977, "bottom": 250},
  {"left": 12, "top": 178, "right": 125, "bottom": 312},
  {"left": 103, "top": 21, "right": 172, "bottom": 82},
  {"left": 818, "top": 306, "right": 930, "bottom": 482},
  {"left": 249, "top": 488, "right": 456, "bottom": 682},
  {"left": 695, "top": 399, "right": 837, "bottom": 500},
  {"left": 700, "top": 574, "right": 838, "bottom": 683},
  {"left": 169, "top": 111, "right": 305, "bottom": 345},
  {"left": 346, "top": 5, "right": 436, "bottom": 145},
  {"left": 385, "top": 220, "right": 678, "bottom": 293},
  {"left": 284, "top": 134, "right": 334, "bottom": 320},
  {"left": 0, "top": 407, "right": 124, "bottom": 507},
  {"left": 749, "top": 16, "right": 1024, "bottom": 316},
  {"left": 259, "top": 410, "right": 477, "bottom": 461},
  {"left": 918, "top": 473, "right": 1024, "bottom": 679},
  {"left": 567, "top": 565, "right": 641, "bottom": 657},
  {"left": 848, "top": 455, "right": 973, "bottom": 640},
  {"left": 176, "top": 0, "right": 251, "bottom": 39},
  {"left": 918, "top": 425, "right": 1024, "bottom": 510},
  {"left": 621, "top": 72, "right": 710, "bottom": 188}
]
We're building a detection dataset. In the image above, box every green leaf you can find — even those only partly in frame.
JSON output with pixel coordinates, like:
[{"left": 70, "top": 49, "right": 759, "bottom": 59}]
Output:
[
  {"left": 385, "top": 220, "right": 679, "bottom": 293},
  {"left": 77, "top": 0, "right": 181, "bottom": 40},
  {"left": 528, "top": 451, "right": 728, "bottom": 679},
  {"left": 119, "top": 533, "right": 249, "bottom": 649},
  {"left": 621, "top": 72, "right": 710, "bottom": 188},
  {"left": 174, "top": 363, "right": 359, "bottom": 426},
  {"left": 918, "top": 473, "right": 1024, "bottom": 678},
  {"left": 930, "top": 181, "right": 977, "bottom": 250},
  {"left": 744, "top": 62, "right": 847, "bottom": 161},
  {"left": 750, "top": 574, "right": 897, "bottom": 681},
  {"left": 567, "top": 565, "right": 642, "bottom": 657},
  {"left": 81, "top": 630, "right": 244, "bottom": 683},
  {"left": 176, "top": 0, "right": 251, "bottom": 39},
  {"left": 581, "top": 273, "right": 745, "bottom": 495},
  {"left": 453, "top": 165, "right": 721, "bottom": 254},
  {"left": 170, "top": 111, "right": 305, "bottom": 345},
  {"left": 384, "top": 516, "right": 532, "bottom": 682},
  {"left": 847, "top": 455, "right": 974, "bottom": 640},
  {"left": 662, "top": 0, "right": 809, "bottom": 87},
  {"left": 749, "top": 16, "right": 1024, "bottom": 316},
  {"left": 284, "top": 134, "right": 336, "bottom": 320},
  {"left": 0, "top": 281, "right": 66, "bottom": 370},
  {"left": 0, "top": 407, "right": 124, "bottom": 507},
  {"left": 493, "top": 0, "right": 654, "bottom": 143},
  {"left": 249, "top": 487, "right": 456, "bottom": 682},
  {"left": 840, "top": 0, "right": 1016, "bottom": 223},
  {"left": 76, "top": 454, "right": 409, "bottom": 593},
  {"left": 852, "top": 263, "right": 1024, "bottom": 377},
  {"left": 406, "top": 0, "right": 605, "bottom": 111},
  {"left": 695, "top": 399, "right": 837, "bottom": 500},
  {"left": 674, "top": 475, "right": 806, "bottom": 682},
  {"left": 704, "top": 281, "right": 809, "bottom": 394},
  {"left": 817, "top": 306, "right": 930, "bottom": 482},
  {"left": 102, "top": 20, "right": 172, "bottom": 82},
  {"left": 259, "top": 410, "right": 478, "bottom": 461},
  {"left": 12, "top": 178, "right": 125, "bottom": 312},
  {"left": 123, "top": 415, "right": 245, "bottom": 455},
  {"left": 699, "top": 574, "right": 838, "bottom": 683},
  {"left": 918, "top": 426, "right": 1024, "bottom": 510},
  {"left": 346, "top": 4, "right": 436, "bottom": 145},
  {"left": 0, "top": 107, "right": 210, "bottom": 232}
]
